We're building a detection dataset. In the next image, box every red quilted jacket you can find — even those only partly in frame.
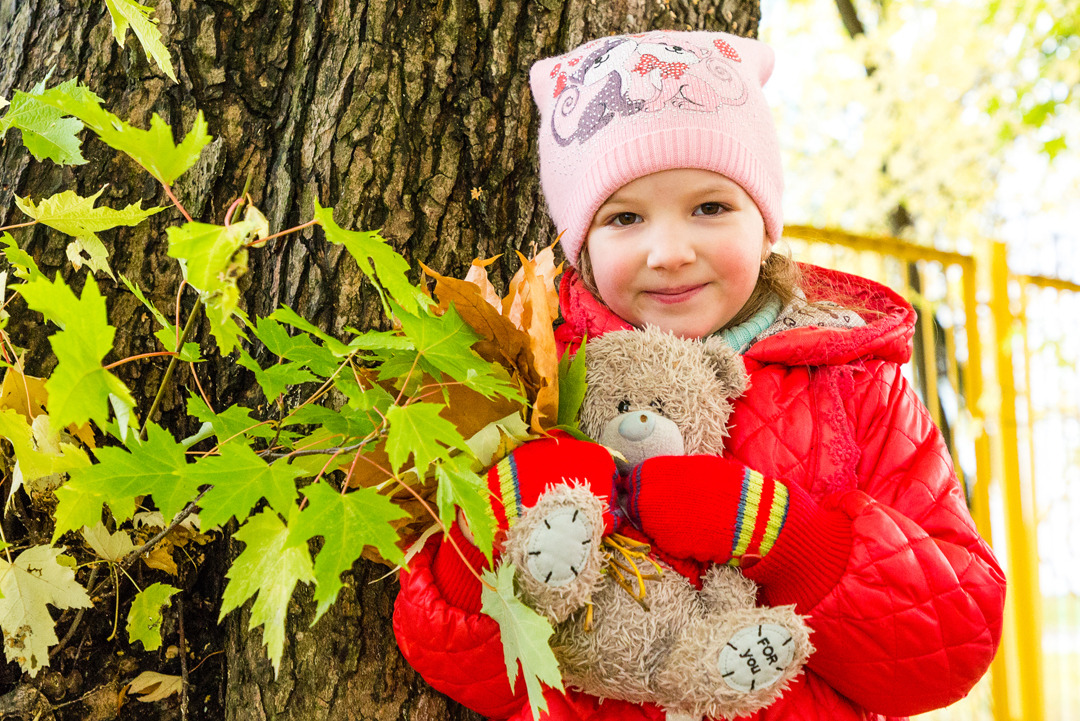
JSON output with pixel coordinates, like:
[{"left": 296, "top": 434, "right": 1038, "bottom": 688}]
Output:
[{"left": 393, "top": 264, "right": 1006, "bottom": 721}]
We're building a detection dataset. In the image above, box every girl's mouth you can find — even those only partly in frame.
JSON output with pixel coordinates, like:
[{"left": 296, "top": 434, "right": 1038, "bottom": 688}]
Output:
[{"left": 644, "top": 285, "right": 705, "bottom": 304}]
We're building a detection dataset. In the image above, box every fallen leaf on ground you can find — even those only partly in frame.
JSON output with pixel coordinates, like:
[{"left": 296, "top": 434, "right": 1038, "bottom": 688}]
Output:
[{"left": 127, "top": 671, "right": 183, "bottom": 702}]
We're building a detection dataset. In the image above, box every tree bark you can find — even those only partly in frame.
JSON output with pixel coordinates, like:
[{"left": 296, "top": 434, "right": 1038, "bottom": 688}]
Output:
[{"left": 0, "top": 0, "right": 761, "bottom": 718}]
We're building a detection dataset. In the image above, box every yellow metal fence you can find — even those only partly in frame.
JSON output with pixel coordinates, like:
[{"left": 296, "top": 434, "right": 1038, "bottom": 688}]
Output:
[{"left": 783, "top": 226, "right": 1080, "bottom": 721}]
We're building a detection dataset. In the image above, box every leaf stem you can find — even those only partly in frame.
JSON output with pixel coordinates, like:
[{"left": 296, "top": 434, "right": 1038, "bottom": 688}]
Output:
[
  {"left": 188, "top": 361, "right": 214, "bottom": 414},
  {"left": 178, "top": 596, "right": 190, "bottom": 721},
  {"left": 223, "top": 195, "right": 245, "bottom": 227},
  {"left": 0, "top": 522, "right": 12, "bottom": 564},
  {"left": 141, "top": 298, "right": 203, "bottom": 439},
  {"left": 261, "top": 437, "right": 376, "bottom": 460},
  {"left": 0, "top": 220, "right": 38, "bottom": 232},
  {"left": 251, "top": 218, "right": 318, "bottom": 247},
  {"left": 106, "top": 564, "right": 120, "bottom": 641},
  {"left": 124, "top": 489, "right": 207, "bottom": 571},
  {"left": 88, "top": 488, "right": 209, "bottom": 601},
  {"left": 104, "top": 350, "right": 177, "bottom": 370},
  {"left": 49, "top": 566, "right": 100, "bottom": 659},
  {"left": 174, "top": 280, "right": 189, "bottom": 347},
  {"left": 188, "top": 649, "right": 223, "bottom": 675},
  {"left": 391, "top": 471, "right": 495, "bottom": 591},
  {"left": 393, "top": 355, "right": 422, "bottom": 408},
  {"left": 161, "top": 182, "right": 193, "bottom": 223}
]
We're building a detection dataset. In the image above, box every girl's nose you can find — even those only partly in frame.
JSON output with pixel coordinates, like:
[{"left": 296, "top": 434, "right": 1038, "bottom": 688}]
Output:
[{"left": 646, "top": 234, "right": 696, "bottom": 270}]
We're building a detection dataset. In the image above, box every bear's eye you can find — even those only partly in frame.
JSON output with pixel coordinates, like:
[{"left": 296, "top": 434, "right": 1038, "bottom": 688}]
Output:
[
  {"left": 617, "top": 399, "right": 631, "bottom": 414},
  {"left": 650, "top": 398, "right": 666, "bottom": 415}
]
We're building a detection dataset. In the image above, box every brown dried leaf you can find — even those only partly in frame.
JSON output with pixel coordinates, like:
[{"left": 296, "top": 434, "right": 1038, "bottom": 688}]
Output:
[
  {"left": 426, "top": 268, "right": 534, "bottom": 380},
  {"left": 463, "top": 256, "right": 502, "bottom": 311},
  {"left": 0, "top": 369, "right": 95, "bottom": 447},
  {"left": 143, "top": 543, "right": 178, "bottom": 576},
  {"left": 531, "top": 241, "right": 563, "bottom": 320},
  {"left": 514, "top": 253, "right": 560, "bottom": 432},
  {"left": 0, "top": 369, "right": 47, "bottom": 420},
  {"left": 502, "top": 242, "right": 562, "bottom": 327}
]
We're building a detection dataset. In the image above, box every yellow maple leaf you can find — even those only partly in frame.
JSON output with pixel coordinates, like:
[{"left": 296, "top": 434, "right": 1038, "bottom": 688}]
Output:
[
  {"left": 127, "top": 671, "right": 183, "bottom": 702},
  {"left": 0, "top": 545, "right": 92, "bottom": 676}
]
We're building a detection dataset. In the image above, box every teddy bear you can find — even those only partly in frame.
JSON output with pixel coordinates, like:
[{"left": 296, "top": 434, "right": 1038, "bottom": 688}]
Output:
[{"left": 500, "top": 325, "right": 813, "bottom": 721}]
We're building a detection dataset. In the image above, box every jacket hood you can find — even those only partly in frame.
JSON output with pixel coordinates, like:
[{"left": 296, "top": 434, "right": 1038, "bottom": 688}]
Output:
[{"left": 555, "top": 263, "right": 916, "bottom": 367}]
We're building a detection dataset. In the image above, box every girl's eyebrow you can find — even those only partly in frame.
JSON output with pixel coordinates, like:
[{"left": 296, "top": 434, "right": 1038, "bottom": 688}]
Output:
[{"left": 595, "top": 196, "right": 639, "bottom": 213}]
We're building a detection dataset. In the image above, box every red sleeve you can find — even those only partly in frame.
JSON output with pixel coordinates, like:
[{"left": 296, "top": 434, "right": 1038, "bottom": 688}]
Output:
[
  {"left": 393, "top": 536, "right": 526, "bottom": 719},
  {"left": 797, "top": 362, "right": 1006, "bottom": 717},
  {"left": 394, "top": 535, "right": 669, "bottom": 721}
]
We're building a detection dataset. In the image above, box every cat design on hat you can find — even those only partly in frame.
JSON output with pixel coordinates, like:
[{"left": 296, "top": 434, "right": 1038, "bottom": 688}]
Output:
[{"left": 550, "top": 34, "right": 749, "bottom": 146}]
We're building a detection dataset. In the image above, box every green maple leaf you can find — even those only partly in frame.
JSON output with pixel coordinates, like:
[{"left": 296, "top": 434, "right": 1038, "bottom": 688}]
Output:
[
  {"left": 284, "top": 404, "right": 378, "bottom": 444},
  {"left": 166, "top": 221, "right": 261, "bottom": 355},
  {"left": 16, "top": 188, "right": 163, "bottom": 278},
  {"left": 203, "top": 302, "right": 248, "bottom": 356},
  {"left": 53, "top": 424, "right": 196, "bottom": 539},
  {"left": 385, "top": 402, "right": 470, "bottom": 477},
  {"left": 268, "top": 306, "right": 353, "bottom": 357},
  {"left": 286, "top": 483, "right": 407, "bottom": 622},
  {"left": 15, "top": 189, "right": 163, "bottom": 238},
  {"left": 166, "top": 221, "right": 250, "bottom": 296},
  {"left": 237, "top": 350, "right": 317, "bottom": 404},
  {"left": 0, "top": 80, "right": 86, "bottom": 165},
  {"left": 103, "top": 0, "right": 177, "bottom": 82},
  {"left": 186, "top": 396, "right": 275, "bottom": 444},
  {"left": 186, "top": 444, "right": 300, "bottom": 528},
  {"left": 435, "top": 456, "right": 496, "bottom": 562},
  {"left": 394, "top": 303, "right": 520, "bottom": 401},
  {"left": 35, "top": 82, "right": 210, "bottom": 185},
  {"left": 18, "top": 273, "right": 136, "bottom": 433},
  {"left": 480, "top": 564, "right": 562, "bottom": 718},
  {"left": 1, "top": 233, "right": 44, "bottom": 281},
  {"left": 313, "top": 202, "right": 427, "bottom": 314},
  {"left": 219, "top": 510, "right": 313, "bottom": 676},
  {"left": 556, "top": 342, "right": 588, "bottom": 428},
  {"left": 0, "top": 544, "right": 92, "bottom": 677},
  {"left": 127, "top": 582, "right": 178, "bottom": 651},
  {"left": 252, "top": 317, "right": 340, "bottom": 376}
]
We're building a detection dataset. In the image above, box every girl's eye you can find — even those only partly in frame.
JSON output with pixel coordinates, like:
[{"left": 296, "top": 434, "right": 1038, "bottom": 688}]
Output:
[
  {"left": 610, "top": 212, "right": 641, "bottom": 227},
  {"left": 617, "top": 400, "right": 631, "bottom": 413},
  {"left": 694, "top": 202, "right": 725, "bottom": 216}
]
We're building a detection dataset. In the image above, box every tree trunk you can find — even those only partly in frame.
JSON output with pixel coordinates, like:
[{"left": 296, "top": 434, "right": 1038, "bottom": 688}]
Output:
[{"left": 0, "top": 0, "right": 761, "bottom": 718}]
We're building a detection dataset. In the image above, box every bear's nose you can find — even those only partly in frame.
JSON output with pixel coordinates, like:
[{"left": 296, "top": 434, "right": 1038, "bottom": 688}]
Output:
[{"left": 618, "top": 410, "right": 656, "bottom": 442}]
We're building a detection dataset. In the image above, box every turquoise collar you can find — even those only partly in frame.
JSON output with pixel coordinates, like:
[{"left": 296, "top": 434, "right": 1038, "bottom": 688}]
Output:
[{"left": 716, "top": 296, "right": 782, "bottom": 354}]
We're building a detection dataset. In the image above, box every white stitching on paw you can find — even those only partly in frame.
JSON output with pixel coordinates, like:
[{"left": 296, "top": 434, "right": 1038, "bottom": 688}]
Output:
[
  {"left": 717, "top": 624, "right": 797, "bottom": 692},
  {"left": 524, "top": 506, "right": 593, "bottom": 587}
]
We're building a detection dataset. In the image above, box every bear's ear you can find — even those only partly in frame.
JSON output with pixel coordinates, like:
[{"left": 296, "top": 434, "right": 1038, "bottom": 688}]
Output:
[{"left": 702, "top": 336, "right": 748, "bottom": 398}]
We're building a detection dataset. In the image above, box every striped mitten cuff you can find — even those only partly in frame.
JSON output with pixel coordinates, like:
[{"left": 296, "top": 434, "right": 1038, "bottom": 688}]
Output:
[
  {"left": 485, "top": 434, "right": 618, "bottom": 535},
  {"left": 627, "top": 455, "right": 852, "bottom": 611}
]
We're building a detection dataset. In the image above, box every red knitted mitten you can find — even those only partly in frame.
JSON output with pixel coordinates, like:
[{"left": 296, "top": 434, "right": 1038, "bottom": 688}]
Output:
[
  {"left": 486, "top": 433, "right": 618, "bottom": 536},
  {"left": 430, "top": 434, "right": 618, "bottom": 612},
  {"left": 626, "top": 455, "right": 853, "bottom": 611}
]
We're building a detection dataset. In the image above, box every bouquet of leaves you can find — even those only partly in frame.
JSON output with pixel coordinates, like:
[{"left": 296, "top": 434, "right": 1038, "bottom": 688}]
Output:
[{"left": 0, "top": 41, "right": 579, "bottom": 719}]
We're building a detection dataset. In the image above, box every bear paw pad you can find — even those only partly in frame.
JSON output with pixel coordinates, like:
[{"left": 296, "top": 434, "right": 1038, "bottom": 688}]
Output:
[
  {"left": 524, "top": 506, "right": 593, "bottom": 587},
  {"left": 717, "top": 624, "right": 797, "bottom": 692}
]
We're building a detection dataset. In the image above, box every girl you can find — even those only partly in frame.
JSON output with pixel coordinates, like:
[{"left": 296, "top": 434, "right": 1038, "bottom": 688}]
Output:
[{"left": 394, "top": 30, "right": 1006, "bottom": 721}]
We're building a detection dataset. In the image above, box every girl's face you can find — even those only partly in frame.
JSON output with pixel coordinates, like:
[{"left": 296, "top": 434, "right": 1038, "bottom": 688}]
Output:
[{"left": 585, "top": 169, "right": 771, "bottom": 339}]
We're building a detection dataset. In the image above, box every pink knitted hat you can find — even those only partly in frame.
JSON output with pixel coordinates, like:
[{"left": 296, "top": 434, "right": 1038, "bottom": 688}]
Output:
[{"left": 529, "top": 31, "right": 784, "bottom": 266}]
